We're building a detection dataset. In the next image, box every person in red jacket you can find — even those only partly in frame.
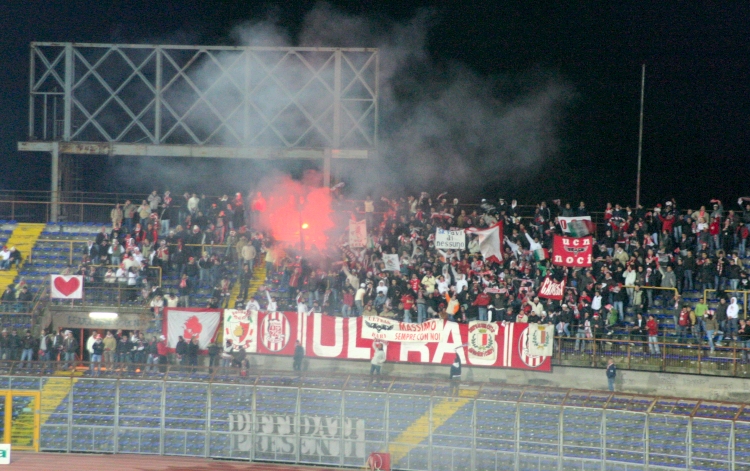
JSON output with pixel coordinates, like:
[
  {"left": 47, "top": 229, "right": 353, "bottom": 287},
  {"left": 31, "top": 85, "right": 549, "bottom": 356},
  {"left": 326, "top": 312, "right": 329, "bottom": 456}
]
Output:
[
  {"left": 472, "top": 291, "right": 491, "bottom": 321},
  {"left": 157, "top": 334, "right": 169, "bottom": 372},
  {"left": 646, "top": 315, "right": 661, "bottom": 355},
  {"left": 400, "top": 292, "right": 415, "bottom": 323}
]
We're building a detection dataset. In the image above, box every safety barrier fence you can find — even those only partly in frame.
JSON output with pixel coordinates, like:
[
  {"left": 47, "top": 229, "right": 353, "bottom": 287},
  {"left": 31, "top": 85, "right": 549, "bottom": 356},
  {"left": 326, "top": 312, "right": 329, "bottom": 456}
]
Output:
[
  {"left": 553, "top": 336, "right": 750, "bottom": 378},
  {"left": 0, "top": 367, "right": 747, "bottom": 470}
]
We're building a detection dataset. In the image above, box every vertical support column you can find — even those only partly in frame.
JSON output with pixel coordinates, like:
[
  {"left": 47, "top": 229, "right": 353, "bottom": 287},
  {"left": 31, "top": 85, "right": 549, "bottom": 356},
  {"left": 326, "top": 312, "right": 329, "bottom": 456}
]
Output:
[
  {"left": 204, "top": 384, "right": 211, "bottom": 458},
  {"left": 427, "top": 396, "right": 433, "bottom": 471},
  {"left": 244, "top": 49, "right": 251, "bottom": 145},
  {"left": 339, "top": 391, "right": 345, "bottom": 468},
  {"left": 514, "top": 403, "right": 520, "bottom": 471},
  {"left": 154, "top": 47, "right": 162, "bottom": 144},
  {"left": 373, "top": 50, "right": 379, "bottom": 148},
  {"left": 159, "top": 380, "right": 166, "bottom": 455},
  {"left": 51, "top": 142, "right": 60, "bottom": 223},
  {"left": 113, "top": 380, "right": 120, "bottom": 452},
  {"left": 470, "top": 398, "right": 477, "bottom": 471},
  {"left": 333, "top": 50, "right": 342, "bottom": 149},
  {"left": 323, "top": 149, "right": 332, "bottom": 188},
  {"left": 558, "top": 407, "right": 564, "bottom": 471},
  {"left": 63, "top": 43, "right": 73, "bottom": 141},
  {"left": 29, "top": 45, "right": 35, "bottom": 139}
]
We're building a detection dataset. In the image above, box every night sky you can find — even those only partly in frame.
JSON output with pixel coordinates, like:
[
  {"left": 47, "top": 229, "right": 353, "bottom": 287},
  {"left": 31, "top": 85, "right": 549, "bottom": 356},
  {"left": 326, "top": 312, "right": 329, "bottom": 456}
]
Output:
[{"left": 1, "top": 1, "right": 749, "bottom": 209}]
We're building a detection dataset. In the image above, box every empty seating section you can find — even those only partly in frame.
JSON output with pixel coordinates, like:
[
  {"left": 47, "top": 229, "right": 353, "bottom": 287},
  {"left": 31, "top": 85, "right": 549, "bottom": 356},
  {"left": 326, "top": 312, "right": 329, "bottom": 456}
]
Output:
[
  {"left": 298, "top": 389, "right": 343, "bottom": 466},
  {"left": 604, "top": 411, "right": 646, "bottom": 466},
  {"left": 253, "top": 386, "right": 298, "bottom": 462},
  {"left": 563, "top": 408, "right": 602, "bottom": 461},
  {"left": 70, "top": 379, "right": 116, "bottom": 452},
  {"left": 475, "top": 400, "right": 516, "bottom": 470},
  {"left": 163, "top": 382, "right": 207, "bottom": 456},
  {"left": 648, "top": 415, "right": 689, "bottom": 468},
  {"left": 13, "top": 374, "right": 749, "bottom": 470},
  {"left": 208, "top": 383, "right": 253, "bottom": 459},
  {"left": 387, "top": 393, "right": 431, "bottom": 470},
  {"left": 690, "top": 418, "right": 731, "bottom": 471},
  {"left": 118, "top": 380, "right": 162, "bottom": 454},
  {"left": 518, "top": 404, "right": 560, "bottom": 457},
  {"left": 431, "top": 401, "right": 473, "bottom": 471},
  {"left": 343, "top": 391, "right": 386, "bottom": 468},
  {"left": 735, "top": 422, "right": 750, "bottom": 471}
]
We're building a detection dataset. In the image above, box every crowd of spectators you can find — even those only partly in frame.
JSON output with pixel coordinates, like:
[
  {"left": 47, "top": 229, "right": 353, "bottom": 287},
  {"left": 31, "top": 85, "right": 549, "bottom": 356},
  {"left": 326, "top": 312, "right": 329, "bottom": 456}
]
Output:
[{"left": 38, "top": 189, "right": 750, "bottom": 357}]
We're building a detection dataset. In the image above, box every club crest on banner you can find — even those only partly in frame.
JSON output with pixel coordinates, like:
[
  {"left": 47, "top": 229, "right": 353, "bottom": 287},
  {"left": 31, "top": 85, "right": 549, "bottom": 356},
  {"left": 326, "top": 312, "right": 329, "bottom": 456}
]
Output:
[
  {"left": 224, "top": 309, "right": 258, "bottom": 352},
  {"left": 518, "top": 326, "right": 546, "bottom": 368},
  {"left": 467, "top": 321, "right": 498, "bottom": 365},
  {"left": 261, "top": 312, "right": 291, "bottom": 352}
]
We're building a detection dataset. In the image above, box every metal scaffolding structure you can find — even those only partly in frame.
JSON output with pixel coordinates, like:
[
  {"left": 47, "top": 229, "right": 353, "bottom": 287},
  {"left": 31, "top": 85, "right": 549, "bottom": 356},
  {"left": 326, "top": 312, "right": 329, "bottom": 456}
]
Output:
[{"left": 18, "top": 42, "right": 379, "bottom": 221}]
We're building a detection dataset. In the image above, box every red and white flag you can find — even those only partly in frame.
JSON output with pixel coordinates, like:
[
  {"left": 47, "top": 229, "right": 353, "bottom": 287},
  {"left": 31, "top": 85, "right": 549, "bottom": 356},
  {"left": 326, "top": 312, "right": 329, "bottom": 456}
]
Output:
[
  {"left": 466, "top": 222, "right": 504, "bottom": 263},
  {"left": 163, "top": 308, "right": 222, "bottom": 352},
  {"left": 50, "top": 275, "right": 83, "bottom": 299},
  {"left": 552, "top": 235, "right": 593, "bottom": 267},
  {"left": 538, "top": 276, "right": 566, "bottom": 300}
]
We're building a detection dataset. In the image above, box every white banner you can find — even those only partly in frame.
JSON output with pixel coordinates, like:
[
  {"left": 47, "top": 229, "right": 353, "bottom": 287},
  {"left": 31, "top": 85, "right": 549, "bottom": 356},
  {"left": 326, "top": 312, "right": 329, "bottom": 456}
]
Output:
[
  {"left": 224, "top": 309, "right": 258, "bottom": 353},
  {"left": 50, "top": 275, "right": 83, "bottom": 299},
  {"left": 467, "top": 321, "right": 499, "bottom": 366},
  {"left": 163, "top": 308, "right": 221, "bottom": 351},
  {"left": 465, "top": 223, "right": 503, "bottom": 262},
  {"left": 361, "top": 317, "right": 445, "bottom": 343},
  {"left": 229, "top": 413, "right": 365, "bottom": 459},
  {"left": 382, "top": 254, "right": 400, "bottom": 272},
  {"left": 524, "top": 323, "right": 554, "bottom": 357},
  {"left": 348, "top": 219, "right": 367, "bottom": 248},
  {"left": 434, "top": 228, "right": 466, "bottom": 250}
]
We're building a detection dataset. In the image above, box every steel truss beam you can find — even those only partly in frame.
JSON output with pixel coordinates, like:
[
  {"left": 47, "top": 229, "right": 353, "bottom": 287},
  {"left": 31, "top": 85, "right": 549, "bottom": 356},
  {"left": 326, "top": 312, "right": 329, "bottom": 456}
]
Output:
[{"left": 25, "top": 42, "right": 379, "bottom": 150}]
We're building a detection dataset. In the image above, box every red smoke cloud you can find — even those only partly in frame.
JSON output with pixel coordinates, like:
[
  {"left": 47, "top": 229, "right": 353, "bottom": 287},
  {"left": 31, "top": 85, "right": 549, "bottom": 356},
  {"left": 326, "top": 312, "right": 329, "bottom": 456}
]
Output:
[{"left": 255, "top": 171, "right": 334, "bottom": 251}]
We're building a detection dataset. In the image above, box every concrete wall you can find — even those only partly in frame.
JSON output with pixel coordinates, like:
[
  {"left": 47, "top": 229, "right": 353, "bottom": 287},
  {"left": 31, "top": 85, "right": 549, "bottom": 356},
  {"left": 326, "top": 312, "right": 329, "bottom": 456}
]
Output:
[{"left": 246, "top": 354, "right": 750, "bottom": 403}]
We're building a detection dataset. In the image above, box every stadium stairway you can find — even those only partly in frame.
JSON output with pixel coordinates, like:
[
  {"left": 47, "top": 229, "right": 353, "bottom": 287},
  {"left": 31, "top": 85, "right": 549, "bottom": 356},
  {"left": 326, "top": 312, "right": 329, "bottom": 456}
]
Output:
[
  {"left": 227, "top": 263, "right": 266, "bottom": 308},
  {"left": 388, "top": 387, "right": 480, "bottom": 465},
  {"left": 216, "top": 263, "right": 266, "bottom": 345},
  {"left": 0, "top": 223, "right": 45, "bottom": 292},
  {"left": 39, "top": 374, "right": 80, "bottom": 425}
]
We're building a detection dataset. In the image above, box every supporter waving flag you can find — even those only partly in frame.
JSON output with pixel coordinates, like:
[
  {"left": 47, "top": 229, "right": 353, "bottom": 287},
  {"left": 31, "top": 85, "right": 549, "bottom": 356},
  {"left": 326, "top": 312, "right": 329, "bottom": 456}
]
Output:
[{"left": 466, "top": 222, "right": 504, "bottom": 263}]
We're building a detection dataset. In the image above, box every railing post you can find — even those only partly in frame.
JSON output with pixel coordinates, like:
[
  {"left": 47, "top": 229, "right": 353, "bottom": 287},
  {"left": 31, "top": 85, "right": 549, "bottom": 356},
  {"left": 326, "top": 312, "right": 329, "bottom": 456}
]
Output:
[
  {"left": 627, "top": 343, "right": 631, "bottom": 370},
  {"left": 733, "top": 346, "right": 738, "bottom": 377}
]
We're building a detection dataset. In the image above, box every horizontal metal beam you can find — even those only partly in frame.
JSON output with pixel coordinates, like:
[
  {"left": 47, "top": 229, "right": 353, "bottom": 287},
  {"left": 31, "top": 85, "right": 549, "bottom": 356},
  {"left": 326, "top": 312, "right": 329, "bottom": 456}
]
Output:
[
  {"left": 18, "top": 141, "right": 370, "bottom": 159},
  {"left": 32, "top": 42, "right": 377, "bottom": 52}
]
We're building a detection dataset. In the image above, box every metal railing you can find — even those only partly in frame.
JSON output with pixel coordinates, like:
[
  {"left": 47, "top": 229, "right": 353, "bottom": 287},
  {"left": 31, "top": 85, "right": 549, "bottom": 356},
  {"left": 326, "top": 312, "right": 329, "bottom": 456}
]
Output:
[
  {"left": 553, "top": 336, "right": 750, "bottom": 377},
  {"left": 0, "top": 366, "right": 745, "bottom": 470},
  {"left": 703, "top": 288, "right": 750, "bottom": 318},
  {"left": 48, "top": 286, "right": 150, "bottom": 309}
]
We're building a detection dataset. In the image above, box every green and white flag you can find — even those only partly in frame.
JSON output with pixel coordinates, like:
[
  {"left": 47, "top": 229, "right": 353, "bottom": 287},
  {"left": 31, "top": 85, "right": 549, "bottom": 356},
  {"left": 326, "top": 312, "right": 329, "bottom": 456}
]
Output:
[{"left": 557, "top": 216, "right": 595, "bottom": 237}]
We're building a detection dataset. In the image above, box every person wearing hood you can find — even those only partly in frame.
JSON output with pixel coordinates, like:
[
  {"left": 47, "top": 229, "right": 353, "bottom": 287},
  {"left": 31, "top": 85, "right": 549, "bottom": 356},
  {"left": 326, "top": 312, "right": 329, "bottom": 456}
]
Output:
[
  {"left": 727, "top": 297, "right": 740, "bottom": 340},
  {"left": 103, "top": 331, "right": 116, "bottom": 367}
]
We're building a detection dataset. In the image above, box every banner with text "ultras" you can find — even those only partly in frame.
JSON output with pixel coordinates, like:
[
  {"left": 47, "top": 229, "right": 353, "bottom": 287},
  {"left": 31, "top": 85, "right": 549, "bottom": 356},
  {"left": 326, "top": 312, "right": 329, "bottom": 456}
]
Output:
[
  {"left": 552, "top": 235, "right": 593, "bottom": 267},
  {"left": 222, "top": 310, "right": 551, "bottom": 371}
]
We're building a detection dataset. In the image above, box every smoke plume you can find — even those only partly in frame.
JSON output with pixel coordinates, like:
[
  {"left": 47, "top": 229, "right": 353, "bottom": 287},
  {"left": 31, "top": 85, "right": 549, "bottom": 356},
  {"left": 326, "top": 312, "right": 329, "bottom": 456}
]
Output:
[{"left": 108, "top": 2, "right": 572, "bottom": 200}]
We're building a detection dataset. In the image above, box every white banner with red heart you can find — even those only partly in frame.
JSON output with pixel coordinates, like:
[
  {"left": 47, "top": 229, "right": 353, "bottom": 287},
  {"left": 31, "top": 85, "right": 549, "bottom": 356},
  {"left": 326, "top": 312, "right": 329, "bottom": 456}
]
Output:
[{"left": 50, "top": 275, "right": 83, "bottom": 299}]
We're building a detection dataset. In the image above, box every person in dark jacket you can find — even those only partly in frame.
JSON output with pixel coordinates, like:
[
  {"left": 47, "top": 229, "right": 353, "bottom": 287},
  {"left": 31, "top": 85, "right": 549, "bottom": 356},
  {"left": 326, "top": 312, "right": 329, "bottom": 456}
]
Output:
[
  {"left": 186, "top": 336, "right": 200, "bottom": 366},
  {"left": 19, "top": 330, "right": 35, "bottom": 367},
  {"left": 9, "top": 330, "right": 21, "bottom": 361},
  {"left": 90, "top": 335, "right": 104, "bottom": 375},
  {"left": 449, "top": 347, "right": 463, "bottom": 397},
  {"left": 293, "top": 341, "right": 305, "bottom": 371},
  {"left": 175, "top": 336, "right": 188, "bottom": 365},
  {"left": 207, "top": 342, "right": 221, "bottom": 372},
  {"left": 606, "top": 359, "right": 617, "bottom": 391}
]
